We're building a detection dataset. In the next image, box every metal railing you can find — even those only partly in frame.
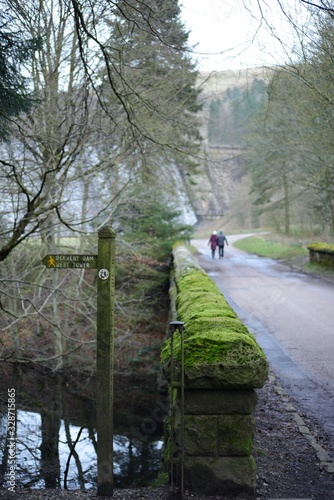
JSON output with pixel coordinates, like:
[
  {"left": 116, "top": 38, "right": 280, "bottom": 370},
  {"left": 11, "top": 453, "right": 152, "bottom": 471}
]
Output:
[{"left": 169, "top": 320, "right": 185, "bottom": 500}]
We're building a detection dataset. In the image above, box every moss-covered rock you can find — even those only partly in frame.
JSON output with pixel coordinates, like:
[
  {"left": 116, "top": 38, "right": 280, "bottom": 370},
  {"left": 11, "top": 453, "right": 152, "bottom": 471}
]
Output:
[
  {"left": 184, "top": 317, "right": 254, "bottom": 339},
  {"left": 172, "top": 244, "right": 203, "bottom": 280},
  {"left": 161, "top": 331, "right": 267, "bottom": 388},
  {"left": 177, "top": 294, "right": 237, "bottom": 323},
  {"left": 162, "top": 331, "right": 264, "bottom": 368}
]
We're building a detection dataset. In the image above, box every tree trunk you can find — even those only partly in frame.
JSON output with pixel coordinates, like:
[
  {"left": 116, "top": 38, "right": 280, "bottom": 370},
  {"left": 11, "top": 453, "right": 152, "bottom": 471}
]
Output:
[{"left": 282, "top": 168, "right": 290, "bottom": 236}]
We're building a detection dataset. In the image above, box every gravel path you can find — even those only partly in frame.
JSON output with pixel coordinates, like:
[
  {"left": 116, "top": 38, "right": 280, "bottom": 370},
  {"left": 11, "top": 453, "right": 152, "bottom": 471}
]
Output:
[{"left": 254, "top": 371, "right": 334, "bottom": 499}]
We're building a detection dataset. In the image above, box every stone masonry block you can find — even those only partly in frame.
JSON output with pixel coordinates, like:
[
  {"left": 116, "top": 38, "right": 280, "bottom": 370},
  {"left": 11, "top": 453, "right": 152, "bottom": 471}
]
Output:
[
  {"left": 185, "top": 388, "right": 257, "bottom": 415},
  {"left": 184, "top": 455, "right": 256, "bottom": 497},
  {"left": 184, "top": 415, "right": 216, "bottom": 456},
  {"left": 217, "top": 414, "right": 254, "bottom": 456}
]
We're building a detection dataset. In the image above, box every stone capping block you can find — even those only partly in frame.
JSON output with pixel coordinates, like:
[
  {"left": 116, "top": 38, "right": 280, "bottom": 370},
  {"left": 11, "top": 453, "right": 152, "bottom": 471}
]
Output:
[{"left": 183, "top": 360, "right": 268, "bottom": 389}]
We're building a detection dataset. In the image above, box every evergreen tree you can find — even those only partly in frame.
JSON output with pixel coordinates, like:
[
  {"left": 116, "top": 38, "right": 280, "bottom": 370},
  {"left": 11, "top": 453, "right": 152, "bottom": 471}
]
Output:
[
  {"left": 245, "top": 11, "right": 334, "bottom": 235},
  {"left": 111, "top": 181, "right": 192, "bottom": 345},
  {"left": 0, "top": 10, "right": 39, "bottom": 139},
  {"left": 207, "top": 98, "right": 225, "bottom": 144},
  {"left": 245, "top": 70, "right": 301, "bottom": 234},
  {"left": 98, "top": 0, "right": 202, "bottom": 182},
  {"left": 207, "top": 79, "right": 267, "bottom": 146}
]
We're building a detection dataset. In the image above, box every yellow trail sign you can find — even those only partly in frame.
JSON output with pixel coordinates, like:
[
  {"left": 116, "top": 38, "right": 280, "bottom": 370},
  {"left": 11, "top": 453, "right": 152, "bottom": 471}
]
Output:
[{"left": 42, "top": 254, "right": 98, "bottom": 269}]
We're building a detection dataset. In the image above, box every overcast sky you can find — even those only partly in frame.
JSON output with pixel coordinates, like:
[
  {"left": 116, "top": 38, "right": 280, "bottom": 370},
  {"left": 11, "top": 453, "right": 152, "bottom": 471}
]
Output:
[{"left": 180, "top": 0, "right": 305, "bottom": 72}]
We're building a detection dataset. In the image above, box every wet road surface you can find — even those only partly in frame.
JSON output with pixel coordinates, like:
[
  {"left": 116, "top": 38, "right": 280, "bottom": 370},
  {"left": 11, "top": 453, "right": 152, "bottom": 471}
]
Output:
[{"left": 191, "top": 235, "right": 334, "bottom": 454}]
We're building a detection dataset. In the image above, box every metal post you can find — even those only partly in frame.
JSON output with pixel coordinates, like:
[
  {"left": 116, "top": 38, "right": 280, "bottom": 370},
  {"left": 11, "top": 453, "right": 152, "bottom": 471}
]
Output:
[
  {"left": 169, "top": 323, "right": 175, "bottom": 500},
  {"left": 97, "top": 226, "right": 116, "bottom": 497},
  {"left": 169, "top": 321, "right": 185, "bottom": 500},
  {"left": 180, "top": 323, "right": 185, "bottom": 499}
]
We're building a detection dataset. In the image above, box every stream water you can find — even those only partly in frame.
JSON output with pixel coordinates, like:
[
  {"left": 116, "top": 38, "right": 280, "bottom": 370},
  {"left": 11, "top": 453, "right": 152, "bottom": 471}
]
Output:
[{"left": 0, "top": 363, "right": 167, "bottom": 490}]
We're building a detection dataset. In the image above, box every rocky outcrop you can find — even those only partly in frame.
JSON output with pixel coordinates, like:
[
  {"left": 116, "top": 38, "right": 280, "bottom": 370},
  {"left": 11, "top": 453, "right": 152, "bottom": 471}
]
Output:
[
  {"left": 181, "top": 143, "right": 244, "bottom": 219},
  {"left": 184, "top": 67, "right": 272, "bottom": 219}
]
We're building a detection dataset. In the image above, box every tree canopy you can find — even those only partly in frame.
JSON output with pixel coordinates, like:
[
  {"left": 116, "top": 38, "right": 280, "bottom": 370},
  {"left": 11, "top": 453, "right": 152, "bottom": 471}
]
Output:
[
  {"left": 0, "top": 0, "right": 201, "bottom": 262},
  {"left": 244, "top": 7, "right": 334, "bottom": 234},
  {"left": 0, "top": 0, "right": 201, "bottom": 370}
]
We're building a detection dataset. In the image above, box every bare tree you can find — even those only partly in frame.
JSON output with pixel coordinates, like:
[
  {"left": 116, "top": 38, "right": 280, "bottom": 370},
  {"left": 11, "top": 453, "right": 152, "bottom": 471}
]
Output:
[
  {"left": 0, "top": 0, "right": 201, "bottom": 263},
  {"left": 0, "top": 0, "right": 200, "bottom": 369}
]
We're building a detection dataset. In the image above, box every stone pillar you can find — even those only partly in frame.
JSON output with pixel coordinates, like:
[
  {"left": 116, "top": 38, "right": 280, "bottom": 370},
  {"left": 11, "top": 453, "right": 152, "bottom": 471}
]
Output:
[
  {"left": 164, "top": 344, "right": 267, "bottom": 498},
  {"left": 174, "top": 387, "right": 258, "bottom": 497}
]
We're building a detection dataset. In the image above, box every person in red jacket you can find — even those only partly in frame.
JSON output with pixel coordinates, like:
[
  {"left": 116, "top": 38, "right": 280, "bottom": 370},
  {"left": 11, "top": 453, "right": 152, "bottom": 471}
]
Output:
[{"left": 208, "top": 230, "right": 219, "bottom": 258}]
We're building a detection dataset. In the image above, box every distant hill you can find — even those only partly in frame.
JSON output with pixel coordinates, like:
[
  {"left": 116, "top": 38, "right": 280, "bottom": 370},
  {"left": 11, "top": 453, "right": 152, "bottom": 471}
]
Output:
[{"left": 197, "top": 66, "right": 274, "bottom": 103}]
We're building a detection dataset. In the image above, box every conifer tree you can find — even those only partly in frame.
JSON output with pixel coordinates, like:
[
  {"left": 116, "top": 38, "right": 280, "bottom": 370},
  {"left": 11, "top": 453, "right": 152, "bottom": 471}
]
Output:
[
  {"left": 0, "top": 10, "right": 39, "bottom": 139},
  {"left": 97, "top": 0, "right": 202, "bottom": 181}
]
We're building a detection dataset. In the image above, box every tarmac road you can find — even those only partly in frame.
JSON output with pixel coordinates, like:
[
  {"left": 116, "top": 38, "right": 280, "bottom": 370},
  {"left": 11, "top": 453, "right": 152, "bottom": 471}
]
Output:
[{"left": 191, "top": 234, "right": 334, "bottom": 456}]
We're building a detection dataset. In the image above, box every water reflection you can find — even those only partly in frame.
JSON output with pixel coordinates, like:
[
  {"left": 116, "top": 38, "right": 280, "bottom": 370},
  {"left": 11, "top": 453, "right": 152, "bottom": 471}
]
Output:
[{"left": 0, "top": 363, "right": 167, "bottom": 490}]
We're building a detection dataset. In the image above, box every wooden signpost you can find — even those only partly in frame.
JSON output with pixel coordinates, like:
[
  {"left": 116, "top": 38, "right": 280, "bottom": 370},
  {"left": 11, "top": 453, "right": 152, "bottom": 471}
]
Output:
[
  {"left": 96, "top": 226, "right": 115, "bottom": 497},
  {"left": 42, "top": 226, "right": 116, "bottom": 497}
]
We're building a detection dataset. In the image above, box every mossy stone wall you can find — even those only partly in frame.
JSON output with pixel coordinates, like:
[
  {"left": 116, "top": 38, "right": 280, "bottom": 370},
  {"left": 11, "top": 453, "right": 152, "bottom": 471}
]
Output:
[
  {"left": 307, "top": 242, "right": 334, "bottom": 268},
  {"left": 162, "top": 244, "right": 268, "bottom": 497}
]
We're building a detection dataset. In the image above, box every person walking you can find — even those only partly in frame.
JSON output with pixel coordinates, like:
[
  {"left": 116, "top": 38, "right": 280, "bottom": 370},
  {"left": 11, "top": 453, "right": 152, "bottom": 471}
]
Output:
[
  {"left": 218, "top": 230, "right": 228, "bottom": 258},
  {"left": 208, "top": 230, "right": 219, "bottom": 258}
]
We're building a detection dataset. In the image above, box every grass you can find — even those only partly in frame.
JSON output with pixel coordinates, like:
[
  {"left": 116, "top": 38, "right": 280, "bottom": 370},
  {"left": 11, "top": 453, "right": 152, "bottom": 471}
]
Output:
[
  {"left": 232, "top": 233, "right": 334, "bottom": 281},
  {"left": 233, "top": 235, "right": 308, "bottom": 260}
]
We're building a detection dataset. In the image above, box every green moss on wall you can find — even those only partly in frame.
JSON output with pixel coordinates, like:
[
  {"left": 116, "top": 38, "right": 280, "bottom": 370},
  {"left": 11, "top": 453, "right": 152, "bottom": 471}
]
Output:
[
  {"left": 161, "top": 330, "right": 265, "bottom": 368},
  {"left": 177, "top": 272, "right": 218, "bottom": 292},
  {"left": 172, "top": 245, "right": 203, "bottom": 281},
  {"left": 307, "top": 242, "right": 334, "bottom": 255},
  {"left": 178, "top": 304, "right": 238, "bottom": 324},
  {"left": 161, "top": 245, "right": 268, "bottom": 387},
  {"left": 185, "top": 317, "right": 255, "bottom": 340}
]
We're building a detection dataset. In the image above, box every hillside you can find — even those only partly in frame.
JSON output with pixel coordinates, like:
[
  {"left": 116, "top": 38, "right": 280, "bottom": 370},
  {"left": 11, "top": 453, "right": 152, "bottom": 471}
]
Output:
[
  {"left": 183, "top": 67, "right": 272, "bottom": 222},
  {"left": 197, "top": 66, "right": 274, "bottom": 100}
]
